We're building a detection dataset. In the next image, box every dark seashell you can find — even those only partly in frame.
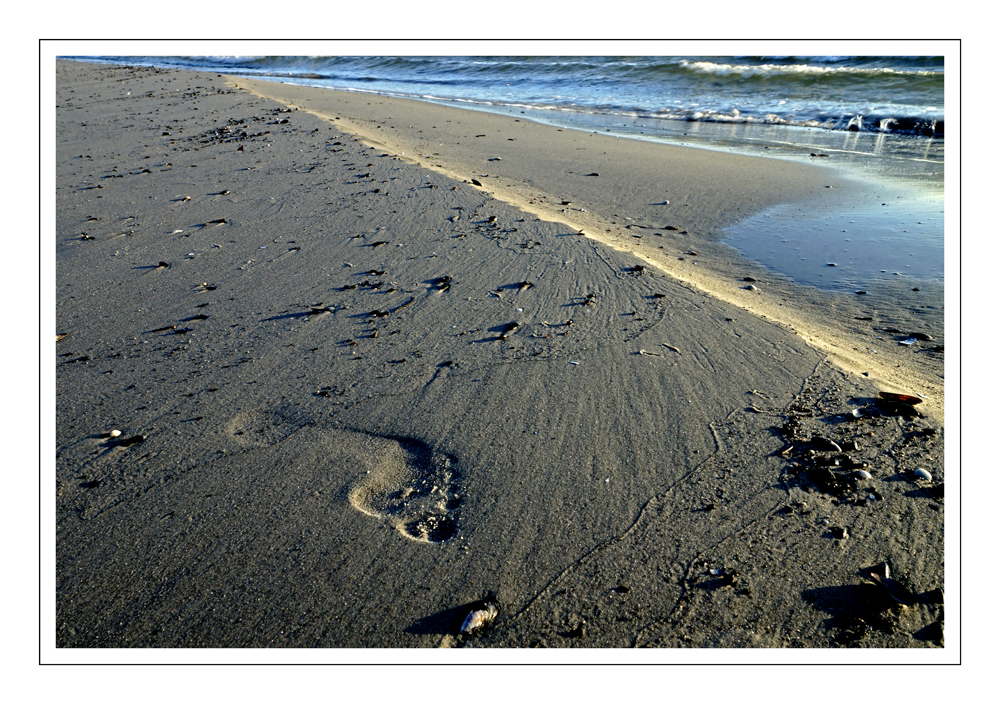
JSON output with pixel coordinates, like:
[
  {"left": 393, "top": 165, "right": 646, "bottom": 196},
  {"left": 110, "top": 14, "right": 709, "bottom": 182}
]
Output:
[
  {"left": 860, "top": 562, "right": 916, "bottom": 606},
  {"left": 879, "top": 392, "right": 922, "bottom": 405},
  {"left": 499, "top": 321, "right": 520, "bottom": 339},
  {"left": 811, "top": 435, "right": 842, "bottom": 452}
]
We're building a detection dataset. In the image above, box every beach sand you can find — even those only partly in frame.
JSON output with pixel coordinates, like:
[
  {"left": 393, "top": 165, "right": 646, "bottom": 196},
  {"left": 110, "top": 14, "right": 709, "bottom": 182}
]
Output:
[{"left": 54, "top": 60, "right": 945, "bottom": 651}]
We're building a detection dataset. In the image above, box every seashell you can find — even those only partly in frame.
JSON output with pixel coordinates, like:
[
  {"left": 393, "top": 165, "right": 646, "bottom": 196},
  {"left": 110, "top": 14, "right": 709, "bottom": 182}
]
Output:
[
  {"left": 811, "top": 435, "right": 842, "bottom": 453},
  {"left": 914, "top": 468, "right": 933, "bottom": 481},
  {"left": 855, "top": 469, "right": 872, "bottom": 480},
  {"left": 860, "top": 562, "right": 915, "bottom": 606},
  {"left": 460, "top": 599, "right": 499, "bottom": 634},
  {"left": 879, "top": 391, "right": 922, "bottom": 405},
  {"left": 109, "top": 429, "right": 122, "bottom": 438},
  {"left": 745, "top": 284, "right": 758, "bottom": 291}
]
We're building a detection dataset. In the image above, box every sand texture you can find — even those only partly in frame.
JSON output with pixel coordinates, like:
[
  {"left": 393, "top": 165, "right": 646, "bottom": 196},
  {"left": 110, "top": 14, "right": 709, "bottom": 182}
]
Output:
[{"left": 55, "top": 61, "right": 945, "bottom": 650}]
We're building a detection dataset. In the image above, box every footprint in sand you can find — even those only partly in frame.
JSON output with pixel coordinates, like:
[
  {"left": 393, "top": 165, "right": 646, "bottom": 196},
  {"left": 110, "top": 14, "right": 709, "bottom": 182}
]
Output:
[{"left": 348, "top": 437, "right": 461, "bottom": 543}]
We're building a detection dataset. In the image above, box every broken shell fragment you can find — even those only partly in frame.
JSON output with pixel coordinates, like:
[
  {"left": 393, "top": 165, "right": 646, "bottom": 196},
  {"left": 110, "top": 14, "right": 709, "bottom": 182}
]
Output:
[{"left": 460, "top": 599, "right": 499, "bottom": 634}]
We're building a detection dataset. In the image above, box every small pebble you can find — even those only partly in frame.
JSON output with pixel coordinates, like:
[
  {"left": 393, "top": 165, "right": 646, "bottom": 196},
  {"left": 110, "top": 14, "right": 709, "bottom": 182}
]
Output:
[
  {"left": 109, "top": 429, "right": 122, "bottom": 438},
  {"left": 855, "top": 469, "right": 872, "bottom": 480},
  {"left": 914, "top": 468, "right": 933, "bottom": 481}
]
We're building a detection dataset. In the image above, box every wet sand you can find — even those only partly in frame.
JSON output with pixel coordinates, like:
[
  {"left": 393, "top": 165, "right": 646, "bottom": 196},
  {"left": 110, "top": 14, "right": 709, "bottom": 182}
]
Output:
[{"left": 53, "top": 60, "right": 947, "bottom": 656}]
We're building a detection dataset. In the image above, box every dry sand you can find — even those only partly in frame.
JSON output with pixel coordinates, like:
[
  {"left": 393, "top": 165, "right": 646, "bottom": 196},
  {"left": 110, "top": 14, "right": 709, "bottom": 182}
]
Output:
[{"left": 54, "top": 60, "right": 946, "bottom": 652}]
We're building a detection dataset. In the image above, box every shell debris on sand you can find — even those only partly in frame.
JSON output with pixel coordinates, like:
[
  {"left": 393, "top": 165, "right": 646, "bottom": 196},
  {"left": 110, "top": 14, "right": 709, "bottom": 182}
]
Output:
[{"left": 460, "top": 599, "right": 499, "bottom": 634}]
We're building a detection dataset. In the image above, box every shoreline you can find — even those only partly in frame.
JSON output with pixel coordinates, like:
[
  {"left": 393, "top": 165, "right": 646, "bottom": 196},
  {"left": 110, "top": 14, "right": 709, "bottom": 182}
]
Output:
[
  {"left": 235, "top": 76, "right": 944, "bottom": 421},
  {"left": 54, "top": 60, "right": 946, "bottom": 653}
]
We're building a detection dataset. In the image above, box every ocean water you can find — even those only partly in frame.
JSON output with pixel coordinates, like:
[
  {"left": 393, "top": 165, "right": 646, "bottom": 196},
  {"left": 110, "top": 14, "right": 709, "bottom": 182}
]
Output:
[
  {"left": 70, "top": 55, "right": 944, "bottom": 137},
  {"left": 66, "top": 54, "right": 945, "bottom": 290}
]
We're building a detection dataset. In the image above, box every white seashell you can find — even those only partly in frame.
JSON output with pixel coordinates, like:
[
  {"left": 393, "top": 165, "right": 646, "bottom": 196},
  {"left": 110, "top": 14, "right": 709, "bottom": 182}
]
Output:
[
  {"left": 855, "top": 469, "right": 872, "bottom": 480},
  {"left": 745, "top": 284, "right": 758, "bottom": 291},
  {"left": 109, "top": 429, "right": 122, "bottom": 438},
  {"left": 914, "top": 468, "right": 933, "bottom": 481},
  {"left": 460, "top": 601, "right": 498, "bottom": 634}
]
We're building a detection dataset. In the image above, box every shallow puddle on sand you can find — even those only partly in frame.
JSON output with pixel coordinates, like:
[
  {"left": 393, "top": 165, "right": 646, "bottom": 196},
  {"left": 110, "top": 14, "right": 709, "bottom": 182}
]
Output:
[{"left": 723, "top": 183, "right": 943, "bottom": 293}]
